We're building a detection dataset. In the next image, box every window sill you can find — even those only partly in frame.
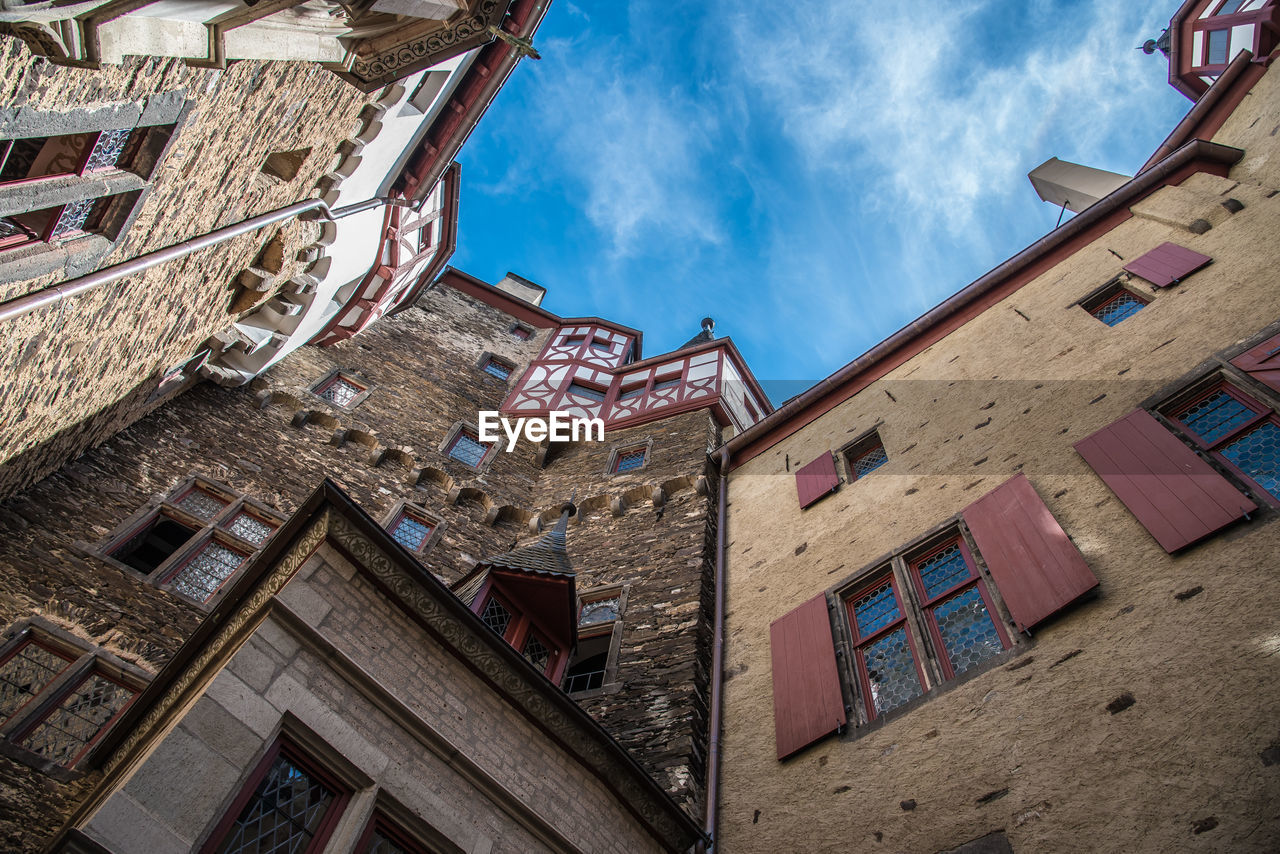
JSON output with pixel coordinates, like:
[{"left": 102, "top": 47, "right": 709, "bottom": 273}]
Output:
[
  {"left": 0, "top": 739, "right": 84, "bottom": 782},
  {"left": 566, "top": 680, "right": 623, "bottom": 700}
]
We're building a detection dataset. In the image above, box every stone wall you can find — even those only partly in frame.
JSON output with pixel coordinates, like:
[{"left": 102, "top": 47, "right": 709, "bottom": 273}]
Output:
[
  {"left": 717, "top": 67, "right": 1280, "bottom": 853},
  {"left": 0, "top": 278, "right": 722, "bottom": 843},
  {"left": 0, "top": 37, "right": 377, "bottom": 498}
]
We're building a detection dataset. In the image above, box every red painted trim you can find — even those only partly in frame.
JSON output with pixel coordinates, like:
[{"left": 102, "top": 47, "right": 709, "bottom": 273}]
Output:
[
  {"left": 0, "top": 637, "right": 76, "bottom": 724},
  {"left": 1143, "top": 49, "right": 1264, "bottom": 173},
  {"left": 387, "top": 162, "right": 461, "bottom": 317},
  {"left": 1171, "top": 380, "right": 1280, "bottom": 507},
  {"left": 845, "top": 573, "right": 925, "bottom": 721}
]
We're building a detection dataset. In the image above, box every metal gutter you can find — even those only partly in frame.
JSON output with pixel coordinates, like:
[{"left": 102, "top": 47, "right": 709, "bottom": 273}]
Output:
[
  {"left": 721, "top": 138, "right": 1243, "bottom": 467},
  {"left": 0, "top": 196, "right": 409, "bottom": 325},
  {"left": 1141, "top": 48, "right": 1255, "bottom": 173}
]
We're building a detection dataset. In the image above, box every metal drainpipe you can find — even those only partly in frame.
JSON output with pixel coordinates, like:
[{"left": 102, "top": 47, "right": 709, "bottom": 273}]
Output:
[
  {"left": 0, "top": 196, "right": 410, "bottom": 325},
  {"left": 699, "top": 445, "right": 731, "bottom": 853}
]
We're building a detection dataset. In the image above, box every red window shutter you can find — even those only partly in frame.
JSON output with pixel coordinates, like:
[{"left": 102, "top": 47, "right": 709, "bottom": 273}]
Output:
[
  {"left": 770, "top": 594, "right": 846, "bottom": 760},
  {"left": 795, "top": 452, "right": 839, "bottom": 509},
  {"left": 1074, "top": 409, "right": 1255, "bottom": 553},
  {"left": 1122, "top": 242, "right": 1211, "bottom": 288},
  {"left": 962, "top": 474, "right": 1098, "bottom": 632},
  {"left": 1230, "top": 331, "right": 1280, "bottom": 395}
]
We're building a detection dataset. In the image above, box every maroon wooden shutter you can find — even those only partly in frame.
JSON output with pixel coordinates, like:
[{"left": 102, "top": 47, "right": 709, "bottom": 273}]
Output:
[
  {"left": 1122, "top": 242, "right": 1211, "bottom": 287},
  {"left": 770, "top": 594, "right": 846, "bottom": 760},
  {"left": 795, "top": 452, "right": 839, "bottom": 509},
  {"left": 963, "top": 474, "right": 1098, "bottom": 632},
  {"left": 1074, "top": 409, "right": 1255, "bottom": 553},
  {"left": 1230, "top": 331, "right": 1280, "bottom": 395}
]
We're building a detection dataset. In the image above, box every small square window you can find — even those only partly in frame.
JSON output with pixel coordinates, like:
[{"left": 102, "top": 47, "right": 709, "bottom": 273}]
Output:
[
  {"left": 1206, "top": 28, "right": 1229, "bottom": 64},
  {"left": 843, "top": 432, "right": 888, "bottom": 481},
  {"left": 313, "top": 373, "right": 367, "bottom": 408},
  {"left": 589, "top": 338, "right": 610, "bottom": 351},
  {"left": 223, "top": 511, "right": 276, "bottom": 546},
  {"left": 480, "top": 597, "right": 513, "bottom": 636},
  {"left": 112, "top": 514, "right": 201, "bottom": 574},
  {"left": 0, "top": 640, "right": 74, "bottom": 723},
  {"left": 564, "top": 336, "right": 586, "bottom": 347},
  {"left": 510, "top": 324, "right": 532, "bottom": 341},
  {"left": 1083, "top": 283, "right": 1149, "bottom": 326},
  {"left": 176, "top": 486, "right": 229, "bottom": 521},
  {"left": 613, "top": 447, "right": 647, "bottom": 473},
  {"left": 617, "top": 383, "right": 645, "bottom": 401},
  {"left": 446, "top": 429, "right": 490, "bottom": 467},
  {"left": 389, "top": 511, "right": 433, "bottom": 552},
  {"left": 482, "top": 356, "right": 512, "bottom": 381}
]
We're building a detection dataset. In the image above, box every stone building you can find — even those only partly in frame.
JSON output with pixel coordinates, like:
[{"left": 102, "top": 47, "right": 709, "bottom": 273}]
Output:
[
  {"left": 0, "top": 0, "right": 547, "bottom": 500},
  {"left": 712, "top": 28, "right": 1280, "bottom": 854},
  {"left": 0, "top": 264, "right": 767, "bottom": 851}
]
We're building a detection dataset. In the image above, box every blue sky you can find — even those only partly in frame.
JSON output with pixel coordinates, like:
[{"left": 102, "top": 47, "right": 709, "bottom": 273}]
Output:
[{"left": 452, "top": 0, "right": 1192, "bottom": 406}]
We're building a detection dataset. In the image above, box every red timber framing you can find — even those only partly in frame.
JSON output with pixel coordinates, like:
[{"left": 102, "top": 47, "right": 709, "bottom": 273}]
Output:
[
  {"left": 311, "top": 163, "right": 460, "bottom": 347},
  {"left": 1167, "top": 0, "right": 1278, "bottom": 100},
  {"left": 770, "top": 594, "right": 846, "bottom": 760},
  {"left": 1074, "top": 409, "right": 1256, "bottom": 553},
  {"left": 962, "top": 474, "right": 1098, "bottom": 632},
  {"left": 469, "top": 573, "right": 572, "bottom": 683},
  {"left": 722, "top": 133, "right": 1246, "bottom": 469}
]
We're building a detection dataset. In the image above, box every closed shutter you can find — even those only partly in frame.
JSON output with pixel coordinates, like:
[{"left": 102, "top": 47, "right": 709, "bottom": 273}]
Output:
[
  {"left": 963, "top": 474, "right": 1098, "bottom": 632},
  {"left": 1074, "top": 409, "right": 1255, "bottom": 553},
  {"left": 770, "top": 594, "right": 846, "bottom": 760},
  {"left": 795, "top": 452, "right": 839, "bottom": 509},
  {"left": 1123, "top": 242, "right": 1212, "bottom": 288},
  {"left": 1230, "top": 330, "right": 1280, "bottom": 395}
]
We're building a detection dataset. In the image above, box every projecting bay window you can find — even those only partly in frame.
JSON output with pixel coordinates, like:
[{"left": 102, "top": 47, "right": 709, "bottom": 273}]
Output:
[
  {"left": 475, "top": 589, "right": 565, "bottom": 681},
  {"left": 89, "top": 476, "right": 283, "bottom": 608},
  {"left": 0, "top": 618, "right": 148, "bottom": 775}
]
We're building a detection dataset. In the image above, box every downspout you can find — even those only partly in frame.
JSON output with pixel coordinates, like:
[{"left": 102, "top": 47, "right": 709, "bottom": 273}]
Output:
[
  {"left": 700, "top": 445, "right": 730, "bottom": 853},
  {"left": 0, "top": 196, "right": 410, "bottom": 325}
]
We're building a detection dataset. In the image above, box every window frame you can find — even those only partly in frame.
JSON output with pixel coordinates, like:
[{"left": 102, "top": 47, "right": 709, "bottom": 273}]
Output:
[
  {"left": 832, "top": 523, "right": 1020, "bottom": 728},
  {"left": 840, "top": 429, "right": 889, "bottom": 482},
  {"left": 1161, "top": 377, "right": 1280, "bottom": 507},
  {"left": 199, "top": 737, "right": 351, "bottom": 854},
  {"left": 88, "top": 475, "right": 283, "bottom": 609},
  {"left": 440, "top": 422, "right": 494, "bottom": 470},
  {"left": 354, "top": 811, "right": 436, "bottom": 854},
  {"left": 605, "top": 441, "right": 651, "bottom": 475},
  {"left": 473, "top": 584, "right": 566, "bottom": 682},
  {"left": 476, "top": 352, "right": 515, "bottom": 383},
  {"left": 309, "top": 369, "right": 372, "bottom": 411},
  {"left": 843, "top": 570, "right": 927, "bottom": 721},
  {"left": 563, "top": 585, "right": 628, "bottom": 697},
  {"left": 380, "top": 500, "right": 444, "bottom": 556},
  {"left": 508, "top": 322, "right": 533, "bottom": 341},
  {"left": 0, "top": 618, "right": 149, "bottom": 778},
  {"left": 1079, "top": 279, "right": 1151, "bottom": 327}
]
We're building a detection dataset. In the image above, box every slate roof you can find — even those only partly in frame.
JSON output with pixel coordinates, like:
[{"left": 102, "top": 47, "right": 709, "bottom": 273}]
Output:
[{"left": 483, "top": 504, "right": 575, "bottom": 578}]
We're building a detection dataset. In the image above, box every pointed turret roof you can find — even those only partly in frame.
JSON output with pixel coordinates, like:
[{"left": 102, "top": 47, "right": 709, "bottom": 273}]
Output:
[
  {"left": 483, "top": 500, "right": 575, "bottom": 578},
  {"left": 678, "top": 317, "right": 716, "bottom": 351}
]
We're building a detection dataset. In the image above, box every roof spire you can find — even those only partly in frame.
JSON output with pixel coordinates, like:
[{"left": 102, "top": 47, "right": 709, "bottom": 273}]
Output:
[{"left": 480, "top": 495, "right": 576, "bottom": 577}]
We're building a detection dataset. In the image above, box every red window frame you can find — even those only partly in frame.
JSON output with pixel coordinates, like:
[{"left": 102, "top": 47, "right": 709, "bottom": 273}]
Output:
[
  {"left": 388, "top": 509, "right": 434, "bottom": 552},
  {"left": 847, "top": 439, "right": 889, "bottom": 481},
  {"left": 160, "top": 536, "right": 252, "bottom": 603},
  {"left": 1083, "top": 284, "right": 1149, "bottom": 326},
  {"left": 1168, "top": 380, "right": 1280, "bottom": 505},
  {"left": 354, "top": 812, "right": 433, "bottom": 854},
  {"left": 612, "top": 446, "right": 647, "bottom": 473},
  {"left": 481, "top": 356, "right": 513, "bottom": 380},
  {"left": 510, "top": 324, "right": 532, "bottom": 340},
  {"left": 907, "top": 539, "right": 1010, "bottom": 681},
  {"left": 314, "top": 373, "right": 367, "bottom": 407},
  {"left": 13, "top": 667, "right": 139, "bottom": 767},
  {"left": 446, "top": 427, "right": 490, "bottom": 467},
  {"left": 566, "top": 381, "right": 607, "bottom": 402},
  {"left": 201, "top": 739, "right": 350, "bottom": 854},
  {"left": 0, "top": 636, "right": 76, "bottom": 725},
  {"left": 844, "top": 573, "right": 926, "bottom": 721},
  {"left": 474, "top": 585, "right": 565, "bottom": 681}
]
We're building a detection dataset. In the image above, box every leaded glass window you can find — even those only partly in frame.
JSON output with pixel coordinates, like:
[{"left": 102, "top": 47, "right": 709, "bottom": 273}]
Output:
[
  {"left": 482, "top": 358, "right": 511, "bottom": 380},
  {"left": 916, "top": 544, "right": 971, "bottom": 600},
  {"left": 447, "top": 430, "right": 488, "bottom": 467},
  {"left": 930, "top": 586, "right": 1005, "bottom": 676},
  {"left": 481, "top": 597, "right": 512, "bottom": 637},
  {"left": 1220, "top": 421, "right": 1280, "bottom": 497},
  {"left": 1176, "top": 388, "right": 1259, "bottom": 444},
  {"left": 166, "top": 541, "right": 247, "bottom": 602},
  {"left": 49, "top": 197, "right": 97, "bottom": 238},
  {"left": 847, "top": 578, "right": 923, "bottom": 719},
  {"left": 19, "top": 671, "right": 135, "bottom": 766},
  {"left": 613, "top": 448, "right": 646, "bottom": 473},
  {"left": 522, "top": 634, "right": 550, "bottom": 673},
  {"left": 214, "top": 750, "right": 340, "bottom": 854},
  {"left": 226, "top": 512, "right": 275, "bottom": 546},
  {"left": 910, "top": 540, "right": 1009, "bottom": 681},
  {"left": 1089, "top": 289, "right": 1147, "bottom": 326},
  {"left": 579, "top": 597, "right": 620, "bottom": 626},
  {"left": 84, "top": 129, "right": 133, "bottom": 172},
  {"left": 390, "top": 513, "right": 432, "bottom": 552},
  {"left": 849, "top": 442, "right": 888, "bottom": 480},
  {"left": 316, "top": 375, "right": 364, "bottom": 407},
  {"left": 0, "top": 641, "right": 72, "bottom": 722},
  {"left": 1170, "top": 383, "right": 1280, "bottom": 501},
  {"left": 177, "top": 488, "right": 229, "bottom": 521}
]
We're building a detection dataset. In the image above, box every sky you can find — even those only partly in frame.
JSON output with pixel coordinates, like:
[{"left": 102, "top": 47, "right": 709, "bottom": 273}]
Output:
[{"left": 451, "top": 0, "right": 1193, "bottom": 406}]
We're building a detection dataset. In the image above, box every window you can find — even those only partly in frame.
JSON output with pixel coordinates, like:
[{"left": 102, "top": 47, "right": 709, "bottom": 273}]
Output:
[
  {"left": 589, "top": 338, "right": 610, "bottom": 351},
  {"left": 617, "top": 382, "right": 645, "bottom": 401},
  {"left": 652, "top": 376, "right": 681, "bottom": 392},
  {"left": 907, "top": 541, "right": 1009, "bottom": 680},
  {"left": 611, "top": 446, "right": 647, "bottom": 473},
  {"left": 383, "top": 502, "right": 441, "bottom": 555},
  {"left": 481, "top": 356, "right": 513, "bottom": 381},
  {"left": 844, "top": 433, "right": 888, "bottom": 480},
  {"left": 475, "top": 590, "right": 564, "bottom": 680},
  {"left": 98, "top": 476, "right": 282, "bottom": 606},
  {"left": 1167, "top": 381, "right": 1280, "bottom": 501},
  {"left": 566, "top": 382, "right": 606, "bottom": 402},
  {"left": 354, "top": 813, "right": 434, "bottom": 854},
  {"left": 446, "top": 428, "right": 490, "bottom": 467},
  {"left": 0, "top": 129, "right": 134, "bottom": 186},
  {"left": 0, "top": 621, "right": 147, "bottom": 772},
  {"left": 510, "top": 323, "right": 532, "bottom": 341},
  {"left": 1082, "top": 282, "right": 1149, "bottom": 326},
  {"left": 1216, "top": 0, "right": 1248, "bottom": 13},
  {"left": 563, "top": 589, "right": 626, "bottom": 695},
  {"left": 203, "top": 740, "right": 348, "bottom": 854},
  {"left": 847, "top": 575, "right": 924, "bottom": 719},
  {"left": 564, "top": 336, "right": 586, "bottom": 347},
  {"left": 1206, "top": 28, "right": 1230, "bottom": 64},
  {"left": 311, "top": 371, "right": 368, "bottom": 409}
]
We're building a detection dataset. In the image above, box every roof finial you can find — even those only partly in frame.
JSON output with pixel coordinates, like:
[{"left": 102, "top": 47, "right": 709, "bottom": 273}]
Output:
[
  {"left": 553, "top": 491, "right": 577, "bottom": 536},
  {"left": 701, "top": 317, "right": 715, "bottom": 333}
]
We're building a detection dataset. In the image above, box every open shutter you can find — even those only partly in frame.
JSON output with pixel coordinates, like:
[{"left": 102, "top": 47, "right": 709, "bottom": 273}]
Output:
[
  {"left": 963, "top": 474, "right": 1098, "bottom": 632},
  {"left": 1230, "top": 330, "right": 1280, "bottom": 395},
  {"left": 770, "top": 594, "right": 846, "bottom": 760},
  {"left": 1123, "top": 242, "right": 1211, "bottom": 288},
  {"left": 795, "top": 452, "right": 839, "bottom": 509},
  {"left": 1074, "top": 409, "right": 1255, "bottom": 553}
]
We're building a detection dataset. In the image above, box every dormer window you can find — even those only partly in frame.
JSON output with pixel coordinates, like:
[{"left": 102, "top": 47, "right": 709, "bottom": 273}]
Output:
[{"left": 474, "top": 588, "right": 565, "bottom": 680}]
